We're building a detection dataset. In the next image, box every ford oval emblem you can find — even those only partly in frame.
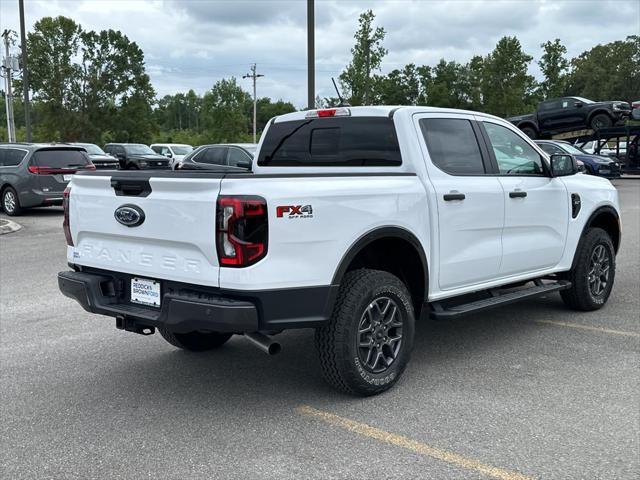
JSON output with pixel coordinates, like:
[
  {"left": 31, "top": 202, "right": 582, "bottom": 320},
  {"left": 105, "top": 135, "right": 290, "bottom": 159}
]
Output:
[{"left": 114, "top": 204, "right": 145, "bottom": 227}]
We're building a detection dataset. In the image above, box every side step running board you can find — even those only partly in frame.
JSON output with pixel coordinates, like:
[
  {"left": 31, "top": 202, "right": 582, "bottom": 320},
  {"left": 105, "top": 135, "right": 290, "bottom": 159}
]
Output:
[{"left": 430, "top": 280, "right": 571, "bottom": 320}]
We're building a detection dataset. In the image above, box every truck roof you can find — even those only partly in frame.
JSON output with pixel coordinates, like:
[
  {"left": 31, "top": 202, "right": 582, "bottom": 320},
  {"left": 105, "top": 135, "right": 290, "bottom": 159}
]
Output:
[{"left": 274, "top": 105, "right": 503, "bottom": 123}]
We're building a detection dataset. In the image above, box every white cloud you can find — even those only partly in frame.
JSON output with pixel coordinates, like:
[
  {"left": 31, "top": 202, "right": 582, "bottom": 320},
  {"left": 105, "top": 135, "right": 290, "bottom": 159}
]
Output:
[{"left": 0, "top": 0, "right": 638, "bottom": 108}]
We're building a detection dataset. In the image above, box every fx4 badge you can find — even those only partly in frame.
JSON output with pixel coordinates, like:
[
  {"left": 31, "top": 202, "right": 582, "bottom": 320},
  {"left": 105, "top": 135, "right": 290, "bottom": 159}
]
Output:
[{"left": 276, "top": 205, "right": 313, "bottom": 219}]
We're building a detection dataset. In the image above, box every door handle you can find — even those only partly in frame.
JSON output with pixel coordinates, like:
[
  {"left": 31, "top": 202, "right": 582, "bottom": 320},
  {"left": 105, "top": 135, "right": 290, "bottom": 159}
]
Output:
[
  {"left": 509, "top": 191, "right": 527, "bottom": 198},
  {"left": 443, "top": 193, "right": 466, "bottom": 201}
]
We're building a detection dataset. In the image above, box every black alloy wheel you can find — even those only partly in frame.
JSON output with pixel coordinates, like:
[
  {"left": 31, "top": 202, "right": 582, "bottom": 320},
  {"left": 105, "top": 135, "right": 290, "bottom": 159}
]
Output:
[{"left": 357, "top": 297, "right": 404, "bottom": 374}]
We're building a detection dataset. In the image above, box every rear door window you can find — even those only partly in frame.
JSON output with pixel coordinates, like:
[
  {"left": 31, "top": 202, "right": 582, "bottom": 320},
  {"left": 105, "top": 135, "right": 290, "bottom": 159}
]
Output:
[
  {"left": 1, "top": 148, "right": 27, "bottom": 167},
  {"left": 419, "top": 118, "right": 486, "bottom": 175},
  {"left": 538, "top": 143, "right": 563, "bottom": 155},
  {"left": 257, "top": 117, "right": 401, "bottom": 166},
  {"left": 32, "top": 149, "right": 90, "bottom": 169},
  {"left": 227, "top": 147, "right": 251, "bottom": 166},
  {"left": 198, "top": 147, "right": 228, "bottom": 165}
]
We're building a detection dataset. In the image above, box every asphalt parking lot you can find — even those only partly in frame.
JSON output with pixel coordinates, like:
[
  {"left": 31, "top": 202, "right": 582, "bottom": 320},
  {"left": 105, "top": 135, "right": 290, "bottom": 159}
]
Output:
[{"left": 1, "top": 180, "right": 638, "bottom": 480}]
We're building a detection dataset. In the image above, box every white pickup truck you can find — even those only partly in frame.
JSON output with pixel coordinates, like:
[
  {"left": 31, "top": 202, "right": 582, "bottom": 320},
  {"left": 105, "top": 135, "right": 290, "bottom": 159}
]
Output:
[{"left": 58, "top": 106, "right": 621, "bottom": 396}]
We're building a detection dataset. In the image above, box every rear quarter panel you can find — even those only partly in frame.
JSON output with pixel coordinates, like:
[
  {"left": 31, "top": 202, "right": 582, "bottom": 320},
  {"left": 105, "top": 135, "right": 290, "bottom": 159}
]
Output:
[{"left": 218, "top": 174, "right": 430, "bottom": 290}]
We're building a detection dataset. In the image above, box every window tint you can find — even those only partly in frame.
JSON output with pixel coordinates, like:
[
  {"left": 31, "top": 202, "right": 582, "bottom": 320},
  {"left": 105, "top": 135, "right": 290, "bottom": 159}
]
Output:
[
  {"left": 198, "top": 147, "right": 228, "bottom": 165},
  {"left": 419, "top": 118, "right": 485, "bottom": 175},
  {"left": 1, "top": 149, "right": 27, "bottom": 167},
  {"left": 538, "top": 143, "right": 563, "bottom": 155},
  {"left": 151, "top": 146, "right": 161, "bottom": 154},
  {"left": 227, "top": 147, "right": 251, "bottom": 166},
  {"left": 483, "top": 123, "right": 544, "bottom": 175},
  {"left": 32, "top": 149, "right": 90, "bottom": 168},
  {"left": 540, "top": 101, "right": 560, "bottom": 110},
  {"left": 257, "top": 117, "right": 401, "bottom": 166}
]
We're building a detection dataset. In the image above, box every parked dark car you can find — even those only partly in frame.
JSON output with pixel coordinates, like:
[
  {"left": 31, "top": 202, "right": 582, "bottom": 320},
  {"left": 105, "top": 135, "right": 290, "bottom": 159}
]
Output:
[
  {"left": 73, "top": 143, "right": 119, "bottom": 169},
  {"left": 535, "top": 140, "right": 621, "bottom": 178},
  {"left": 508, "top": 97, "right": 631, "bottom": 139},
  {"left": 175, "top": 143, "right": 256, "bottom": 170},
  {"left": 103, "top": 143, "right": 170, "bottom": 170},
  {"left": 0, "top": 143, "right": 95, "bottom": 216}
]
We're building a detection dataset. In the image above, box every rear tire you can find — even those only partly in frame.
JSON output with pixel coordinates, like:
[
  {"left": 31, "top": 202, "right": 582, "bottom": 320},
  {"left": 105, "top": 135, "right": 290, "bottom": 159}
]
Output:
[
  {"left": 560, "top": 228, "right": 616, "bottom": 311},
  {"left": 521, "top": 126, "right": 538, "bottom": 139},
  {"left": 1, "top": 187, "right": 23, "bottom": 216},
  {"left": 590, "top": 114, "right": 612, "bottom": 130},
  {"left": 158, "top": 328, "right": 233, "bottom": 351},
  {"left": 315, "top": 269, "right": 415, "bottom": 396}
]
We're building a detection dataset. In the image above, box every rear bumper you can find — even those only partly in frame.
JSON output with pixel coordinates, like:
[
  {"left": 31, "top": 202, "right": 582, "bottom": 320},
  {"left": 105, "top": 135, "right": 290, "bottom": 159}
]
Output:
[
  {"left": 58, "top": 270, "right": 258, "bottom": 333},
  {"left": 20, "top": 189, "right": 65, "bottom": 208},
  {"left": 58, "top": 268, "right": 337, "bottom": 333}
]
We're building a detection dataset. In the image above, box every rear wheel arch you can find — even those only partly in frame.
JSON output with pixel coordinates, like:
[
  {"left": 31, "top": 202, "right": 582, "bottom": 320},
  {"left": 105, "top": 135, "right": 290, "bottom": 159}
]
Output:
[{"left": 331, "top": 227, "right": 429, "bottom": 317}]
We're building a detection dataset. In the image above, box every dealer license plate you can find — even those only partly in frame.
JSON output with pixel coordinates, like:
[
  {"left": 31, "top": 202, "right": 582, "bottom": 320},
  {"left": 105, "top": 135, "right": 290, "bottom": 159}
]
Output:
[
  {"left": 131, "top": 277, "right": 161, "bottom": 307},
  {"left": 600, "top": 169, "right": 610, "bottom": 174},
  {"left": 63, "top": 174, "right": 73, "bottom": 181}
]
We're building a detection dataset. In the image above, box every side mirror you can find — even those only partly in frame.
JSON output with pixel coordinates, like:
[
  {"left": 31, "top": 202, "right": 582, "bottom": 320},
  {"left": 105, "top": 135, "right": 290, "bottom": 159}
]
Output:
[
  {"left": 550, "top": 154, "right": 578, "bottom": 177},
  {"left": 164, "top": 152, "right": 172, "bottom": 158},
  {"left": 574, "top": 102, "right": 583, "bottom": 108},
  {"left": 236, "top": 160, "right": 252, "bottom": 169}
]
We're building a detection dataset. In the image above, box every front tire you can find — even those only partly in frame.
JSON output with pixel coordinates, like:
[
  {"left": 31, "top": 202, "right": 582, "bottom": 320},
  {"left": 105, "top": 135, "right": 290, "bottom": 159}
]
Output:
[
  {"left": 1, "top": 187, "right": 23, "bottom": 216},
  {"left": 158, "top": 328, "right": 233, "bottom": 351},
  {"left": 521, "top": 126, "right": 538, "bottom": 139},
  {"left": 560, "top": 228, "right": 616, "bottom": 311},
  {"left": 590, "top": 114, "right": 613, "bottom": 130},
  {"left": 315, "top": 269, "right": 415, "bottom": 396}
]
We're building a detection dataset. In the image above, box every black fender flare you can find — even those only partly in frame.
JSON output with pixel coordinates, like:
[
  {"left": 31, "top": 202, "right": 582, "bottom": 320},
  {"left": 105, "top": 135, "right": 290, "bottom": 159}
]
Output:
[
  {"left": 587, "top": 109, "right": 613, "bottom": 124},
  {"left": 518, "top": 121, "right": 538, "bottom": 133},
  {"left": 331, "top": 226, "right": 429, "bottom": 297},
  {"left": 569, "top": 205, "right": 620, "bottom": 269}
]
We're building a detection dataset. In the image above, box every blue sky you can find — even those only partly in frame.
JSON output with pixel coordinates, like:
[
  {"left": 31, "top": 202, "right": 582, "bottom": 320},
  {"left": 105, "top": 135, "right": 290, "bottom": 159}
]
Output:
[{"left": 1, "top": 0, "right": 638, "bottom": 107}]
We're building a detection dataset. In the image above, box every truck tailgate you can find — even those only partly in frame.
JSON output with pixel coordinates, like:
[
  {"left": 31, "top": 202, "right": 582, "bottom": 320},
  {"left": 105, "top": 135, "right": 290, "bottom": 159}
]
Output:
[{"left": 67, "top": 174, "right": 222, "bottom": 287}]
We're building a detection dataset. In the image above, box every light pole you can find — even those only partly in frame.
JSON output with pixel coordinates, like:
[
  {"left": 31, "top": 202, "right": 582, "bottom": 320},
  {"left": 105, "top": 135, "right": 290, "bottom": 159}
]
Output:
[
  {"left": 243, "top": 63, "right": 264, "bottom": 144},
  {"left": 307, "top": 0, "right": 315, "bottom": 110},
  {"left": 19, "top": 0, "right": 31, "bottom": 142}
]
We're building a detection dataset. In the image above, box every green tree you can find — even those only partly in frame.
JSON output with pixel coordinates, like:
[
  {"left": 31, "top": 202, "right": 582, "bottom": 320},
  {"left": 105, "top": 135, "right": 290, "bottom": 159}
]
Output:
[
  {"left": 538, "top": 39, "right": 569, "bottom": 99},
  {"left": 481, "top": 36, "right": 537, "bottom": 117},
  {"left": 339, "top": 10, "right": 387, "bottom": 105},
  {"left": 375, "top": 63, "right": 422, "bottom": 105},
  {"left": 425, "top": 60, "right": 470, "bottom": 109},
  {"left": 253, "top": 98, "right": 296, "bottom": 132},
  {"left": 201, "top": 78, "right": 251, "bottom": 143},
  {"left": 24, "top": 16, "right": 83, "bottom": 139},
  {"left": 21, "top": 16, "right": 156, "bottom": 142},
  {"left": 567, "top": 36, "right": 640, "bottom": 102}
]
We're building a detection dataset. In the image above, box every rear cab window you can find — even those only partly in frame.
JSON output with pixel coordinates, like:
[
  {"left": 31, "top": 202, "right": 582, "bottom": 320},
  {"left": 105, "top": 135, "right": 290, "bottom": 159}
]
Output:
[
  {"left": 31, "top": 149, "right": 90, "bottom": 169},
  {"left": 257, "top": 117, "right": 401, "bottom": 167}
]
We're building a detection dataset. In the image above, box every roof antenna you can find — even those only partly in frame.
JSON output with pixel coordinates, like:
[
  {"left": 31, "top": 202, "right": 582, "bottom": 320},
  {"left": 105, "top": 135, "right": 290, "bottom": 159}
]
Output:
[{"left": 331, "top": 77, "right": 350, "bottom": 107}]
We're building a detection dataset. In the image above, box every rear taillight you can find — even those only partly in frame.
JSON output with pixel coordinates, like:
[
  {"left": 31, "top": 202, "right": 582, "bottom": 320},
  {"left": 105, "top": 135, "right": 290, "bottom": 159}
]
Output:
[
  {"left": 63, "top": 186, "right": 73, "bottom": 246},
  {"left": 216, "top": 196, "right": 268, "bottom": 267},
  {"left": 28, "top": 165, "right": 94, "bottom": 174}
]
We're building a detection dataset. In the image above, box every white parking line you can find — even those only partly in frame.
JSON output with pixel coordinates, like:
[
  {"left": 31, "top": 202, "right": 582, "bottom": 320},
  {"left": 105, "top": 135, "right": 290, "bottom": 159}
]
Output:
[
  {"left": 535, "top": 320, "right": 640, "bottom": 337},
  {"left": 298, "top": 405, "right": 534, "bottom": 480}
]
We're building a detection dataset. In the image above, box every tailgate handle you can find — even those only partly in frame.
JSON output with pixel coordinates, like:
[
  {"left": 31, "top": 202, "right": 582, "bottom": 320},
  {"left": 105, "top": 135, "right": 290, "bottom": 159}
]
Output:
[{"left": 111, "top": 178, "right": 152, "bottom": 197}]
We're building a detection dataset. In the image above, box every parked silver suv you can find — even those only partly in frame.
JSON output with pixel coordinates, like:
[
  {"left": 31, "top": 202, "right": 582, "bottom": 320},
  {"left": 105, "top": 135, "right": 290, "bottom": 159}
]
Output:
[{"left": 0, "top": 143, "right": 95, "bottom": 216}]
